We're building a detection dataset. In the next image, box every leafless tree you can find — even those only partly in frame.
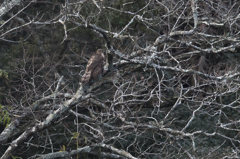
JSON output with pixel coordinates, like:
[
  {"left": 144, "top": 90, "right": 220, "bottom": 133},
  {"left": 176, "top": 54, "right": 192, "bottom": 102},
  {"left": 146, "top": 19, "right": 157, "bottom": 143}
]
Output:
[{"left": 1, "top": 0, "right": 240, "bottom": 158}]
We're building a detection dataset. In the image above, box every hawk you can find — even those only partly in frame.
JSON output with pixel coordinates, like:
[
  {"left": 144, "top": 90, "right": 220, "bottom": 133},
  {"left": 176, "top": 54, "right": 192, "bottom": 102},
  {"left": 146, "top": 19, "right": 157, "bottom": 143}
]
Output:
[{"left": 80, "top": 49, "right": 105, "bottom": 84}]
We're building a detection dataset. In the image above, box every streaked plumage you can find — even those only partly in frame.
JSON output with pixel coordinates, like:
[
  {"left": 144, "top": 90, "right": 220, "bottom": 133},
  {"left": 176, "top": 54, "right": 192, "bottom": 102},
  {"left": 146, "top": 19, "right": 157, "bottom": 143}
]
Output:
[{"left": 80, "top": 49, "right": 105, "bottom": 84}]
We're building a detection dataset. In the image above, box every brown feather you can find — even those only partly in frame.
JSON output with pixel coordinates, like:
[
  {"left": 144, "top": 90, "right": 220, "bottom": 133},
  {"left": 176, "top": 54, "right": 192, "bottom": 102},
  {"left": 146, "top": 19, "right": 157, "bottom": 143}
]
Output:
[{"left": 80, "top": 49, "right": 105, "bottom": 84}]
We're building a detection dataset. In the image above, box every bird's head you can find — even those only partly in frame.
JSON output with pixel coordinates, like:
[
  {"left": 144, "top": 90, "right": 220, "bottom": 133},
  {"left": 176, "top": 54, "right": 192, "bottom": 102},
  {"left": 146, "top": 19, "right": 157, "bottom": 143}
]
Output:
[{"left": 96, "top": 49, "right": 105, "bottom": 54}]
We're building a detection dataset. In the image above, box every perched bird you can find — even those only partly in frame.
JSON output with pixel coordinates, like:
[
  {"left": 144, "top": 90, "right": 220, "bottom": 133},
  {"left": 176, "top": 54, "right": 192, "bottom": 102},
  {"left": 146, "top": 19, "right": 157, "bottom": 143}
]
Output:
[{"left": 80, "top": 49, "right": 105, "bottom": 84}]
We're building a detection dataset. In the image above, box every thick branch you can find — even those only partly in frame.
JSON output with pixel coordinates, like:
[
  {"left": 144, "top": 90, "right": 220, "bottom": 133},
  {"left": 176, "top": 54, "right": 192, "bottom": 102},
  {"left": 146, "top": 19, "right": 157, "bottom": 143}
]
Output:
[{"left": 0, "top": 86, "right": 87, "bottom": 159}]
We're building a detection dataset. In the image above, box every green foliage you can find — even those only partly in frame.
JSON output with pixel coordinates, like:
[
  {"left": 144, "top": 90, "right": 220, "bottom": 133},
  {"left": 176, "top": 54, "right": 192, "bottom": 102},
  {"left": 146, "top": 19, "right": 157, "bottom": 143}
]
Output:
[
  {"left": 11, "top": 156, "right": 22, "bottom": 159},
  {"left": 59, "top": 145, "right": 66, "bottom": 152},
  {"left": 0, "top": 69, "right": 8, "bottom": 79},
  {"left": 0, "top": 104, "right": 11, "bottom": 126}
]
